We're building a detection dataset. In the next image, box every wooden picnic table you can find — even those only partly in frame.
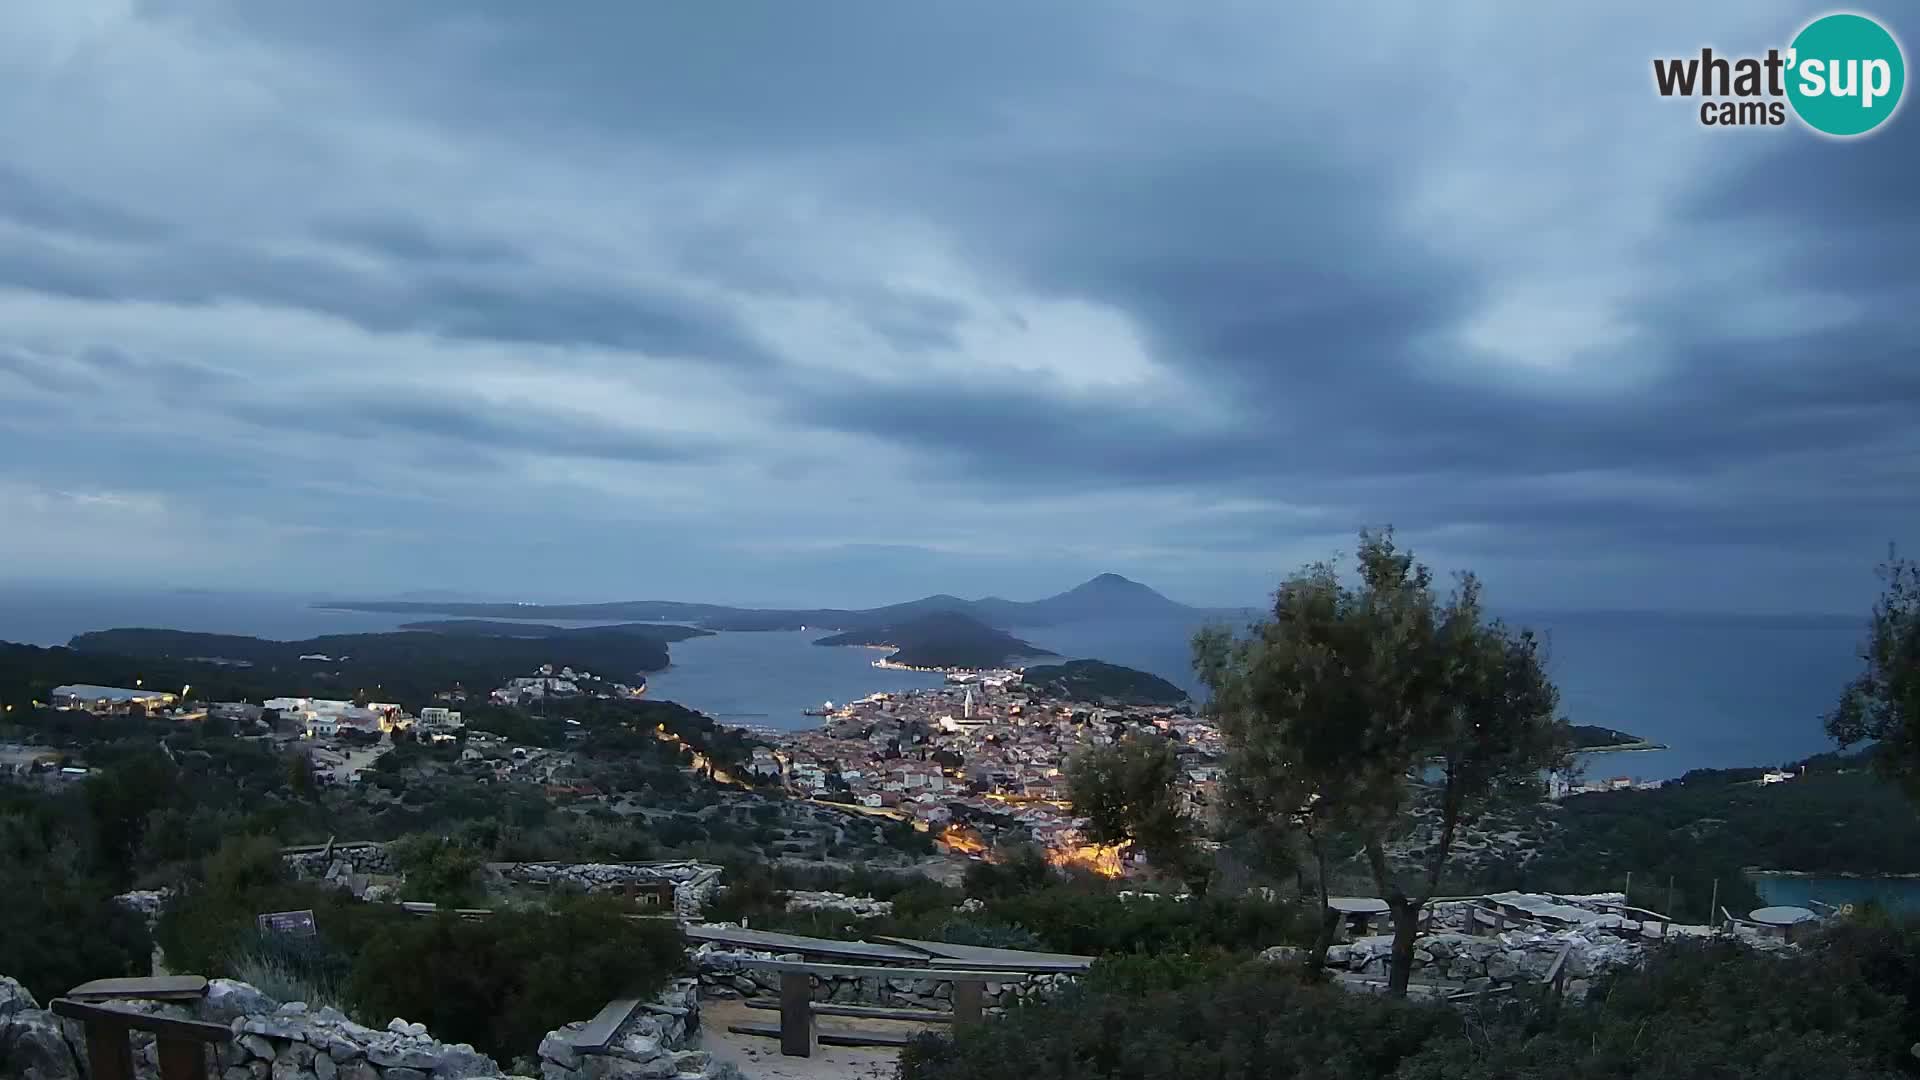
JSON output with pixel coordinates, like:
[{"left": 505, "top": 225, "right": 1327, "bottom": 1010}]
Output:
[{"left": 727, "top": 959, "right": 1031, "bottom": 1058}]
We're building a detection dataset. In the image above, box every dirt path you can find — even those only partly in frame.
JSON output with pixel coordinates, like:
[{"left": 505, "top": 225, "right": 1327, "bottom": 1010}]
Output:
[{"left": 700, "top": 999, "right": 937, "bottom": 1080}]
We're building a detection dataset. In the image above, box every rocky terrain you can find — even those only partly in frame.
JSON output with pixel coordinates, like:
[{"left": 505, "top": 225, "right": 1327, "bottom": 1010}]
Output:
[
  {"left": 691, "top": 944, "right": 1075, "bottom": 1014},
  {"left": 0, "top": 975, "right": 734, "bottom": 1080}
]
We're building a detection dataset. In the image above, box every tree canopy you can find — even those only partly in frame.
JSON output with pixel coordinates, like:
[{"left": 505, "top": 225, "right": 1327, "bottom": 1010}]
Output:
[
  {"left": 1066, "top": 734, "right": 1204, "bottom": 891},
  {"left": 1196, "top": 529, "right": 1567, "bottom": 993},
  {"left": 1827, "top": 548, "right": 1920, "bottom": 798}
]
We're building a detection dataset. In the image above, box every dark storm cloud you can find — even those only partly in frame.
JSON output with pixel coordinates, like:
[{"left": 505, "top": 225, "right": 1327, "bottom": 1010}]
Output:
[
  {"left": 315, "top": 216, "right": 524, "bottom": 266},
  {"left": 3, "top": 0, "right": 1913, "bottom": 608},
  {"left": 0, "top": 342, "right": 234, "bottom": 398},
  {"left": 0, "top": 227, "right": 776, "bottom": 364},
  {"left": 0, "top": 166, "right": 167, "bottom": 242},
  {"left": 206, "top": 390, "right": 716, "bottom": 467},
  {"left": 168, "top": 0, "right": 1100, "bottom": 152}
]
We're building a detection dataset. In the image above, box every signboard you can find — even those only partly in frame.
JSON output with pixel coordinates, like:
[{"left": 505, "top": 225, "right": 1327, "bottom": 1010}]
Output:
[{"left": 256, "top": 909, "right": 318, "bottom": 939}]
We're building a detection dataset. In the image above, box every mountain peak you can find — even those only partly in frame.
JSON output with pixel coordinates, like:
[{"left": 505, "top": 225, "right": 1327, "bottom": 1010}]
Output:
[{"left": 1030, "top": 573, "right": 1188, "bottom": 616}]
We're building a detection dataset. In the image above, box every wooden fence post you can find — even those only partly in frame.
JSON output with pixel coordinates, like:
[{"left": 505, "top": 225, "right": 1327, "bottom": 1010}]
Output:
[
  {"left": 953, "top": 979, "right": 984, "bottom": 1024},
  {"left": 779, "top": 971, "right": 816, "bottom": 1058}
]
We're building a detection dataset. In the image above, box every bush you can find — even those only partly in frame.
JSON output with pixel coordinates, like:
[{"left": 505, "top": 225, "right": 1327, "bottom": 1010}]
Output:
[
  {"left": 900, "top": 938, "right": 1918, "bottom": 1080},
  {"left": 983, "top": 887, "right": 1310, "bottom": 956},
  {"left": 348, "top": 895, "right": 685, "bottom": 1061},
  {"left": 387, "top": 834, "right": 485, "bottom": 906}
]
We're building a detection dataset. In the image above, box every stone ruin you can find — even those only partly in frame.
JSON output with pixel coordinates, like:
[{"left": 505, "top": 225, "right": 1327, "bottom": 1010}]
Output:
[
  {"left": 537, "top": 980, "right": 738, "bottom": 1080},
  {"left": 491, "top": 862, "right": 723, "bottom": 920},
  {"left": 282, "top": 843, "right": 398, "bottom": 902},
  {"left": 780, "top": 892, "right": 893, "bottom": 919},
  {"left": 1263, "top": 890, "right": 1777, "bottom": 999},
  {"left": 0, "top": 975, "right": 732, "bottom": 1080},
  {"left": 690, "top": 942, "right": 1075, "bottom": 1015},
  {"left": 279, "top": 845, "right": 724, "bottom": 918}
]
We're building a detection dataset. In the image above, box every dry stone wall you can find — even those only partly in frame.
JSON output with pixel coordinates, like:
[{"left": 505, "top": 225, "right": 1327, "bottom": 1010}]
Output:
[
  {"left": 283, "top": 843, "right": 396, "bottom": 879},
  {"left": 0, "top": 976, "right": 733, "bottom": 1080},
  {"left": 780, "top": 892, "right": 892, "bottom": 919},
  {"left": 535, "top": 979, "right": 732, "bottom": 1080},
  {"left": 493, "top": 862, "right": 723, "bottom": 920},
  {"left": 691, "top": 943, "right": 1074, "bottom": 1014}
]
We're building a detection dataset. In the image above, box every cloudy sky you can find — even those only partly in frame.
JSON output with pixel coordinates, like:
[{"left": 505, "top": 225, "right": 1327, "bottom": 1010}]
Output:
[{"left": 0, "top": 1, "right": 1913, "bottom": 613}]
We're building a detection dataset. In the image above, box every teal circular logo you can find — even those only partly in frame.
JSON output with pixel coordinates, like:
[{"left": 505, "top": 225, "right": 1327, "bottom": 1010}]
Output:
[{"left": 1787, "top": 13, "right": 1906, "bottom": 136}]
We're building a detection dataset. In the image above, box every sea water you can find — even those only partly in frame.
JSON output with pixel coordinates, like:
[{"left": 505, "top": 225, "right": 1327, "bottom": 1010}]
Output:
[{"left": 0, "top": 586, "right": 1865, "bottom": 779}]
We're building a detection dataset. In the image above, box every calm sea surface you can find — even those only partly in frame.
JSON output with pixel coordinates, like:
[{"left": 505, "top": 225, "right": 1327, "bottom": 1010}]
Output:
[
  {"left": 0, "top": 586, "right": 1866, "bottom": 779},
  {"left": 1750, "top": 874, "right": 1920, "bottom": 914}
]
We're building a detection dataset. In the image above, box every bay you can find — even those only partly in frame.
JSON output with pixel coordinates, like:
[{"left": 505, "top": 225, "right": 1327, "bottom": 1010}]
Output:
[
  {"left": 1749, "top": 873, "right": 1920, "bottom": 915},
  {"left": 0, "top": 586, "right": 1867, "bottom": 780}
]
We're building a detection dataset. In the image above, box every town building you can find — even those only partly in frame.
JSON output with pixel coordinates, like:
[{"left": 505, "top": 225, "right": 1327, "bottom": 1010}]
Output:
[{"left": 50, "top": 684, "right": 178, "bottom": 712}]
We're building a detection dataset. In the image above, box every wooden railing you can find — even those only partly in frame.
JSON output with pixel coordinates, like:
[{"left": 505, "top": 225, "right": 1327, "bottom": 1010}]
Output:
[{"left": 49, "top": 999, "right": 231, "bottom": 1080}]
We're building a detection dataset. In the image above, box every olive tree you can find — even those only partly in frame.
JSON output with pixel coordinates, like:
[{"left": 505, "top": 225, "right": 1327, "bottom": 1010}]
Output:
[
  {"left": 1198, "top": 529, "right": 1566, "bottom": 994},
  {"left": 1065, "top": 733, "right": 1204, "bottom": 892},
  {"left": 1827, "top": 548, "right": 1920, "bottom": 797}
]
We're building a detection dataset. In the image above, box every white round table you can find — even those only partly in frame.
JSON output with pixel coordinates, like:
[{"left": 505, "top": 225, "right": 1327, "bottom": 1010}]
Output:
[
  {"left": 1748, "top": 905, "right": 1818, "bottom": 926},
  {"left": 1328, "top": 897, "right": 1391, "bottom": 939}
]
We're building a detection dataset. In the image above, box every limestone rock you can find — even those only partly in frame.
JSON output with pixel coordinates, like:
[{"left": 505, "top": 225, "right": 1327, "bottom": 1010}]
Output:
[
  {"left": 1487, "top": 951, "right": 1523, "bottom": 981},
  {"left": 313, "top": 1053, "right": 337, "bottom": 1080},
  {"left": 539, "top": 1035, "right": 583, "bottom": 1071},
  {"left": 1258, "top": 946, "right": 1305, "bottom": 965},
  {"left": 366, "top": 1041, "right": 442, "bottom": 1070},
  {"left": 239, "top": 1018, "right": 305, "bottom": 1041},
  {"left": 201, "top": 981, "right": 280, "bottom": 1025},
  {"left": 608, "top": 1034, "right": 660, "bottom": 1064},
  {"left": 0, "top": 976, "right": 39, "bottom": 1017},
  {"left": 0, "top": 1007, "right": 81, "bottom": 1080},
  {"left": 433, "top": 1043, "right": 499, "bottom": 1077}
]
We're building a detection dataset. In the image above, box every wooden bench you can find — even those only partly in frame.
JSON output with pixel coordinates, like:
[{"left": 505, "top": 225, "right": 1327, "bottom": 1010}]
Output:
[
  {"left": 743, "top": 1000, "right": 955, "bottom": 1023},
  {"left": 567, "top": 997, "right": 645, "bottom": 1051},
  {"left": 50, "top": 999, "right": 231, "bottom": 1080},
  {"left": 67, "top": 976, "right": 209, "bottom": 1003},
  {"left": 723, "top": 960, "right": 1029, "bottom": 1058}
]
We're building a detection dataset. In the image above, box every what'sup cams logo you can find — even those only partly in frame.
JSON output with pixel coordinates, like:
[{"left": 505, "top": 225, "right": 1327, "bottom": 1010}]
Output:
[{"left": 1654, "top": 12, "right": 1905, "bottom": 136}]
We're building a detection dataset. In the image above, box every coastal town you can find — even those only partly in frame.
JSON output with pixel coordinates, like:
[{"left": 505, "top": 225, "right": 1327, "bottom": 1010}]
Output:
[
  {"left": 749, "top": 670, "right": 1222, "bottom": 873},
  {"left": 11, "top": 657, "right": 1710, "bottom": 877}
]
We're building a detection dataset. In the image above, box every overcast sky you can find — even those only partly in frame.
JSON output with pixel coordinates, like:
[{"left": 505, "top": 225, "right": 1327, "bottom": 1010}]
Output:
[{"left": 0, "top": 1, "right": 1913, "bottom": 613}]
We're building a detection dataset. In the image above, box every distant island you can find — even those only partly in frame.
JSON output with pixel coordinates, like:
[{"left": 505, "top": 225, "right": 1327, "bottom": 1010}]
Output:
[
  {"left": 1019, "top": 659, "right": 1189, "bottom": 706},
  {"left": 397, "top": 619, "right": 712, "bottom": 643},
  {"left": 1568, "top": 724, "right": 1667, "bottom": 752},
  {"left": 812, "top": 611, "right": 1056, "bottom": 670},
  {"left": 57, "top": 625, "right": 682, "bottom": 707},
  {"left": 319, "top": 572, "right": 1198, "bottom": 632}
]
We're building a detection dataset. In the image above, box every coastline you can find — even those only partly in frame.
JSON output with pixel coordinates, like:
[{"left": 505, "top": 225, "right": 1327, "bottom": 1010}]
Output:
[
  {"left": 1746, "top": 869, "right": 1920, "bottom": 881},
  {"left": 1577, "top": 740, "right": 1670, "bottom": 755}
]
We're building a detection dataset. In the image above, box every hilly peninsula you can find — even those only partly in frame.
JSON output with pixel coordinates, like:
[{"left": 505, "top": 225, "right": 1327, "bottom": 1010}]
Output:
[
  {"left": 812, "top": 612, "right": 1056, "bottom": 670},
  {"left": 59, "top": 625, "right": 682, "bottom": 706},
  {"left": 321, "top": 572, "right": 1197, "bottom": 632},
  {"left": 397, "top": 619, "right": 712, "bottom": 642},
  {"left": 1019, "top": 659, "right": 1189, "bottom": 706}
]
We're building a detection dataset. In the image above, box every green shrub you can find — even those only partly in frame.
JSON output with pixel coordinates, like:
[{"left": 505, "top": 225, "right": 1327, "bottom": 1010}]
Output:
[
  {"left": 348, "top": 895, "right": 685, "bottom": 1061},
  {"left": 983, "top": 887, "right": 1310, "bottom": 956},
  {"left": 900, "top": 938, "right": 1917, "bottom": 1080},
  {"left": 387, "top": 834, "right": 485, "bottom": 906}
]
